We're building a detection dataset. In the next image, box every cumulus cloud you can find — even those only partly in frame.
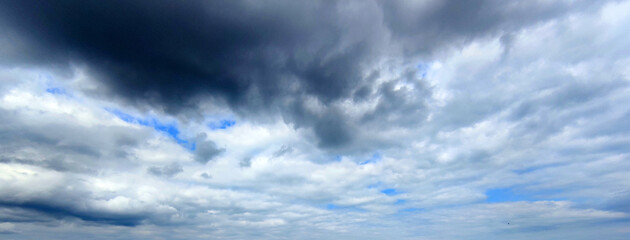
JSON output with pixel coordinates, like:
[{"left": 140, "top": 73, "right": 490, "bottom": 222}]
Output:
[
  {"left": 1, "top": 0, "right": 630, "bottom": 239},
  {"left": 0, "top": 0, "right": 610, "bottom": 149}
]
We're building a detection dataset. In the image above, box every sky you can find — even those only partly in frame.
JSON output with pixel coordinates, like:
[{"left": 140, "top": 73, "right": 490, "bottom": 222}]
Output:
[{"left": 0, "top": 0, "right": 630, "bottom": 239}]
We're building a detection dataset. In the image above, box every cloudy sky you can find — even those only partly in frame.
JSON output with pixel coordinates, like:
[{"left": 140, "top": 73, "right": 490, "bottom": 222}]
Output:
[{"left": 1, "top": 0, "right": 630, "bottom": 239}]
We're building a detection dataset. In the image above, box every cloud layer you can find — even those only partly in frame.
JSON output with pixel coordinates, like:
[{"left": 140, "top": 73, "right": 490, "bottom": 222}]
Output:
[{"left": 1, "top": 0, "right": 630, "bottom": 239}]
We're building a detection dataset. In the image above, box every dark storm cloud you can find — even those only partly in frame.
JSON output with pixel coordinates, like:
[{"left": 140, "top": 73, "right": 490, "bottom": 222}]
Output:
[
  {"left": 0, "top": 0, "right": 605, "bottom": 148},
  {"left": 0, "top": 0, "right": 362, "bottom": 109}
]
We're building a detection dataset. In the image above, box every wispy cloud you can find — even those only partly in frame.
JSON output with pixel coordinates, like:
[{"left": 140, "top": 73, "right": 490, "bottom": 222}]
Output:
[{"left": 1, "top": 0, "right": 629, "bottom": 239}]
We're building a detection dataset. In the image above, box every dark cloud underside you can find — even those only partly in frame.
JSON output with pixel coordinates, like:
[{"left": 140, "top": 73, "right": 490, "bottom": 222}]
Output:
[
  {"left": 1, "top": 1, "right": 629, "bottom": 238},
  {"left": 0, "top": 0, "right": 607, "bottom": 148}
]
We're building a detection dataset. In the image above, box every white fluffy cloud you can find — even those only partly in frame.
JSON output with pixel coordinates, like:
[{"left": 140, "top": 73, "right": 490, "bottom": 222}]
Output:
[{"left": 1, "top": 1, "right": 630, "bottom": 240}]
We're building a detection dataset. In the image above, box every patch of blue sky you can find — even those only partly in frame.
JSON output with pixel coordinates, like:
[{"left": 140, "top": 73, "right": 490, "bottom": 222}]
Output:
[
  {"left": 45, "top": 87, "right": 73, "bottom": 97},
  {"left": 41, "top": 73, "right": 72, "bottom": 97},
  {"left": 417, "top": 62, "right": 429, "bottom": 78},
  {"left": 359, "top": 153, "right": 382, "bottom": 165},
  {"left": 398, "top": 207, "right": 423, "bottom": 213},
  {"left": 486, "top": 188, "right": 524, "bottom": 203},
  {"left": 485, "top": 187, "right": 567, "bottom": 203},
  {"left": 381, "top": 188, "right": 403, "bottom": 196},
  {"left": 106, "top": 108, "right": 194, "bottom": 150},
  {"left": 108, "top": 108, "right": 136, "bottom": 123},
  {"left": 45, "top": 87, "right": 67, "bottom": 95},
  {"left": 208, "top": 119, "right": 236, "bottom": 130},
  {"left": 394, "top": 199, "right": 407, "bottom": 205}
]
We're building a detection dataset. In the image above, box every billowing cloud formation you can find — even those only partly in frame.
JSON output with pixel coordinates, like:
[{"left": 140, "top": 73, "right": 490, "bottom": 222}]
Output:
[
  {"left": 0, "top": 0, "right": 607, "bottom": 149},
  {"left": 1, "top": 0, "right": 630, "bottom": 239}
]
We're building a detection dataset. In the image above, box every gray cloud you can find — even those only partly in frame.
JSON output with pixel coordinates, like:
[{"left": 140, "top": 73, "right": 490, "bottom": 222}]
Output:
[
  {"left": 194, "top": 133, "right": 224, "bottom": 164},
  {"left": 272, "top": 145, "right": 294, "bottom": 158},
  {"left": 0, "top": 107, "right": 148, "bottom": 174},
  {"left": 1, "top": 0, "right": 630, "bottom": 239},
  {"left": 0, "top": 0, "right": 604, "bottom": 149},
  {"left": 378, "top": 0, "right": 603, "bottom": 53},
  {"left": 239, "top": 157, "right": 252, "bottom": 168},
  {"left": 147, "top": 163, "right": 183, "bottom": 178}
]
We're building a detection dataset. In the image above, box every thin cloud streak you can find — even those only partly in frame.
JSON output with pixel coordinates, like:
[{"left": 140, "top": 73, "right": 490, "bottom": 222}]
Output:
[{"left": 0, "top": 1, "right": 629, "bottom": 239}]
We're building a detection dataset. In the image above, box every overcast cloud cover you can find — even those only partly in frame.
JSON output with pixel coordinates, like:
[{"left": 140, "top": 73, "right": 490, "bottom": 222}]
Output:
[{"left": 1, "top": 0, "right": 630, "bottom": 239}]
